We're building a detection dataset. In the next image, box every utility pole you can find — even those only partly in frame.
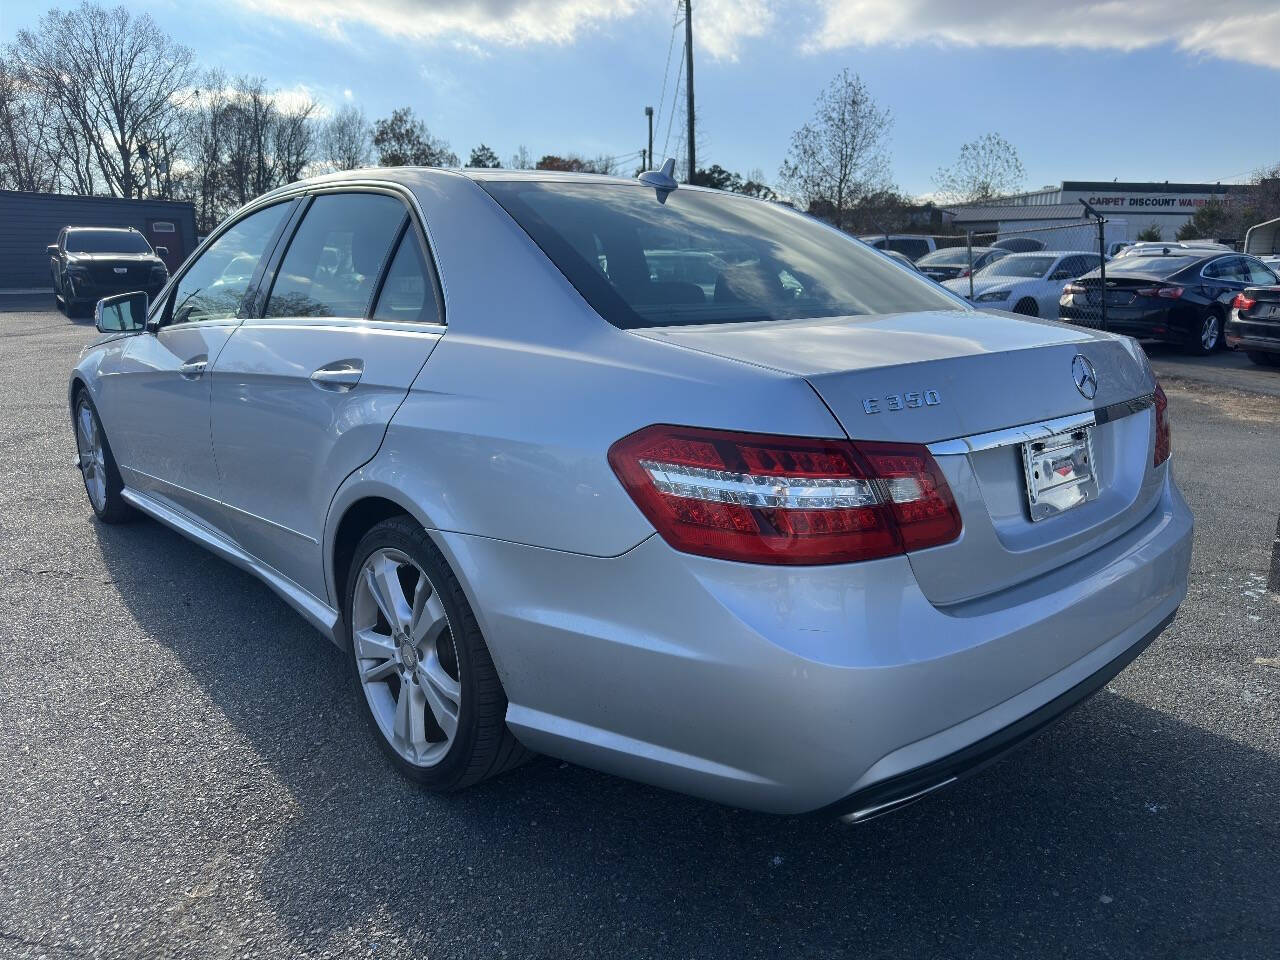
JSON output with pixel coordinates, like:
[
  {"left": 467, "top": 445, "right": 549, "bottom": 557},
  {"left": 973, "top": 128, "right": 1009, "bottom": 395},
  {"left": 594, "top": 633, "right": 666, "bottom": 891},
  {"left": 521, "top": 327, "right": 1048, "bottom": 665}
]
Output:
[
  {"left": 684, "top": 0, "right": 695, "bottom": 183},
  {"left": 644, "top": 106, "right": 654, "bottom": 171}
]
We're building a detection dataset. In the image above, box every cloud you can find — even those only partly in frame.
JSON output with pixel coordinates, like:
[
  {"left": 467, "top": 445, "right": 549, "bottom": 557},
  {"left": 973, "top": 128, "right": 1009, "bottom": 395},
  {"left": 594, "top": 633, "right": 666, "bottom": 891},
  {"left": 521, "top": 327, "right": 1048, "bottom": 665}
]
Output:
[
  {"left": 807, "top": 0, "right": 1280, "bottom": 68},
  {"left": 232, "top": 0, "right": 772, "bottom": 60}
]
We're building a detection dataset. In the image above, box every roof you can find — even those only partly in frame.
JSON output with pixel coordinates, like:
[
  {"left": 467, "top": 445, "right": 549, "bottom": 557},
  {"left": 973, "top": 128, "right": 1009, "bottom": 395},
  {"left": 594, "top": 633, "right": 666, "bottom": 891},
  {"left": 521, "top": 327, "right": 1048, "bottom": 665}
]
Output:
[
  {"left": 950, "top": 203, "right": 1092, "bottom": 222},
  {"left": 1062, "top": 180, "right": 1251, "bottom": 195}
]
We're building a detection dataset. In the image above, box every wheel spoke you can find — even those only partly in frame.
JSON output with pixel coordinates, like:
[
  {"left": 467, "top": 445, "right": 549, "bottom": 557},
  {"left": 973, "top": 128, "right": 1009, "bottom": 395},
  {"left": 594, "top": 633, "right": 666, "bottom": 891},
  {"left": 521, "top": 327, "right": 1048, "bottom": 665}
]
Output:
[
  {"left": 411, "top": 586, "right": 448, "bottom": 647},
  {"left": 417, "top": 651, "right": 460, "bottom": 740},
  {"left": 353, "top": 628, "right": 398, "bottom": 682},
  {"left": 393, "top": 681, "right": 428, "bottom": 755},
  {"left": 365, "top": 555, "right": 411, "bottom": 633}
]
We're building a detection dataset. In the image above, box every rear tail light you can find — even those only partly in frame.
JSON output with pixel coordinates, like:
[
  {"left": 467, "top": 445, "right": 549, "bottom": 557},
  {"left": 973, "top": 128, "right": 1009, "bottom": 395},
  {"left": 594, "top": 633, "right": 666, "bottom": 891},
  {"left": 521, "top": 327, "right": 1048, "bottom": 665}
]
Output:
[
  {"left": 1153, "top": 382, "right": 1171, "bottom": 467},
  {"left": 1232, "top": 292, "right": 1256, "bottom": 311},
  {"left": 957, "top": 269, "right": 971, "bottom": 278},
  {"left": 1136, "top": 285, "right": 1184, "bottom": 299},
  {"left": 608, "top": 425, "right": 961, "bottom": 565},
  {"left": 1062, "top": 283, "right": 1086, "bottom": 296}
]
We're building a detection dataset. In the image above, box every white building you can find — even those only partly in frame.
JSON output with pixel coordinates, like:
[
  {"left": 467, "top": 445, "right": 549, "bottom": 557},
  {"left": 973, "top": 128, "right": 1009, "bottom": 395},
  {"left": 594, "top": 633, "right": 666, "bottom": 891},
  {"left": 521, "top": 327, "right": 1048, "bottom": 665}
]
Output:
[{"left": 948, "top": 180, "right": 1250, "bottom": 247}]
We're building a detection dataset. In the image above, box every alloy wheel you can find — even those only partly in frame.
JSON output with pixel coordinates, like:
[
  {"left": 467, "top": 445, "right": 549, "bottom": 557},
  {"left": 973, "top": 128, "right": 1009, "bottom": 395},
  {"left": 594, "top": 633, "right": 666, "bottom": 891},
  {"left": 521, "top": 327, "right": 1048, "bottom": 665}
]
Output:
[
  {"left": 352, "top": 548, "right": 462, "bottom": 767},
  {"left": 1201, "top": 314, "right": 1220, "bottom": 351},
  {"left": 75, "top": 401, "right": 107, "bottom": 512}
]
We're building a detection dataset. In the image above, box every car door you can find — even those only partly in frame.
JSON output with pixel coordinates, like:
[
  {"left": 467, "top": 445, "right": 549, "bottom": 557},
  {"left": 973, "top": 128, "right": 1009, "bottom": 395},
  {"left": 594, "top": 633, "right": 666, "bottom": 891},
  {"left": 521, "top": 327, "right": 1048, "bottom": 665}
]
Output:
[
  {"left": 112, "top": 200, "right": 296, "bottom": 534},
  {"left": 1201, "top": 256, "right": 1249, "bottom": 303},
  {"left": 1041, "top": 255, "right": 1083, "bottom": 316},
  {"left": 210, "top": 189, "right": 445, "bottom": 598}
]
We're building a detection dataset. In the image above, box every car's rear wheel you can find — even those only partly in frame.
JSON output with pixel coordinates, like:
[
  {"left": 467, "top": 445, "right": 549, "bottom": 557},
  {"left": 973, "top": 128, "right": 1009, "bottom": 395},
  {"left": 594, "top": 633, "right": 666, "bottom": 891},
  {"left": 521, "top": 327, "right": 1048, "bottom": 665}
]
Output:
[
  {"left": 1246, "top": 350, "right": 1280, "bottom": 368},
  {"left": 1013, "top": 298, "right": 1039, "bottom": 317},
  {"left": 345, "top": 516, "right": 531, "bottom": 790},
  {"left": 1186, "top": 310, "right": 1221, "bottom": 356},
  {"left": 73, "top": 392, "right": 134, "bottom": 523}
]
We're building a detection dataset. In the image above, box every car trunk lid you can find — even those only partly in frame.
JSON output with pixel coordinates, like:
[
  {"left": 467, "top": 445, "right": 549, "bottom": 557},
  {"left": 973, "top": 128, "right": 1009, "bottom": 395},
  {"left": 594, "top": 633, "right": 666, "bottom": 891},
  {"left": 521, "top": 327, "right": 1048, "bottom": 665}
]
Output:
[{"left": 632, "top": 310, "right": 1160, "bottom": 604}]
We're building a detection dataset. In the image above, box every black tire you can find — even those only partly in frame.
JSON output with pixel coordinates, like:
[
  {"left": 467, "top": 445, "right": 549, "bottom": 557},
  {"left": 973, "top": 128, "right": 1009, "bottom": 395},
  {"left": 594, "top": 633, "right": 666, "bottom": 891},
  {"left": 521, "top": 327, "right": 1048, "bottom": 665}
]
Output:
[
  {"left": 1246, "top": 350, "right": 1280, "bottom": 368},
  {"left": 73, "top": 391, "right": 135, "bottom": 524},
  {"left": 1013, "top": 298, "right": 1039, "bottom": 317},
  {"left": 1184, "top": 309, "right": 1222, "bottom": 356},
  {"left": 345, "top": 515, "right": 532, "bottom": 790}
]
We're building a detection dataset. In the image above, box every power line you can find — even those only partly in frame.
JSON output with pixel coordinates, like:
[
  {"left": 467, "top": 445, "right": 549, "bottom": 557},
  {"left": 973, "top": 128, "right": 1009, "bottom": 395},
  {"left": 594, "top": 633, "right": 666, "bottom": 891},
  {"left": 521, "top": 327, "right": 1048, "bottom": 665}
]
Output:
[
  {"left": 662, "top": 39, "right": 685, "bottom": 162},
  {"left": 652, "top": 0, "right": 682, "bottom": 163}
]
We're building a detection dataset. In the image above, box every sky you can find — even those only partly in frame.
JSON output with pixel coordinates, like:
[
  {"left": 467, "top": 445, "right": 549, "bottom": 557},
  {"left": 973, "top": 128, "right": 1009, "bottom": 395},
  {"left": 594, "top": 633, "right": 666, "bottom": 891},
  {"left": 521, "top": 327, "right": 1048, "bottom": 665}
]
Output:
[{"left": 3, "top": 0, "right": 1279, "bottom": 196}]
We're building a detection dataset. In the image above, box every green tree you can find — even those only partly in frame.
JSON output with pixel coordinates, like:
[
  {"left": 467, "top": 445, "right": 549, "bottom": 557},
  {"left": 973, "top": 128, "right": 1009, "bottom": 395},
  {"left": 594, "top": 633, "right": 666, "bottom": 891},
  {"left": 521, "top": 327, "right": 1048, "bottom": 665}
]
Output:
[
  {"left": 466, "top": 143, "right": 500, "bottom": 168},
  {"left": 372, "top": 107, "right": 456, "bottom": 167},
  {"left": 1176, "top": 201, "right": 1231, "bottom": 241},
  {"left": 1136, "top": 223, "right": 1162, "bottom": 242}
]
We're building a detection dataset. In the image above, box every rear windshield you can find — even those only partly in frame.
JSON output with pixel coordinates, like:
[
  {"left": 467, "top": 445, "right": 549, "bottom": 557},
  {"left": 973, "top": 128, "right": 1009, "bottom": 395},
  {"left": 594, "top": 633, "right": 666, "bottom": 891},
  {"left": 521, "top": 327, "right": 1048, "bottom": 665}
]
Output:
[
  {"left": 65, "top": 230, "right": 152, "bottom": 254},
  {"left": 979, "top": 256, "right": 1055, "bottom": 278},
  {"left": 1108, "top": 256, "right": 1197, "bottom": 276},
  {"left": 482, "top": 181, "right": 960, "bottom": 328}
]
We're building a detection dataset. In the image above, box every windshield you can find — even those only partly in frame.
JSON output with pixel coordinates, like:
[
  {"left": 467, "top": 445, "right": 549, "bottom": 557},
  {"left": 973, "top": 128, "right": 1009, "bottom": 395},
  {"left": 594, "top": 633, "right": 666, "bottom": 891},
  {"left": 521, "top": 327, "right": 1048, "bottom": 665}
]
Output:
[
  {"left": 65, "top": 230, "right": 152, "bottom": 254},
  {"left": 1109, "top": 256, "right": 1198, "bottom": 276},
  {"left": 918, "top": 247, "right": 986, "bottom": 266},
  {"left": 483, "top": 181, "right": 960, "bottom": 328},
  {"left": 978, "top": 256, "right": 1056, "bottom": 279}
]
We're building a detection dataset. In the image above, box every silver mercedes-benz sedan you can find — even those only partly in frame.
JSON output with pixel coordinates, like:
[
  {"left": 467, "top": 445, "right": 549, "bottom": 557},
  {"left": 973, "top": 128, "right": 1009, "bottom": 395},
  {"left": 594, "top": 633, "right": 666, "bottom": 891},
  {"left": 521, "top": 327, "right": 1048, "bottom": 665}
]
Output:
[{"left": 70, "top": 166, "right": 1192, "bottom": 818}]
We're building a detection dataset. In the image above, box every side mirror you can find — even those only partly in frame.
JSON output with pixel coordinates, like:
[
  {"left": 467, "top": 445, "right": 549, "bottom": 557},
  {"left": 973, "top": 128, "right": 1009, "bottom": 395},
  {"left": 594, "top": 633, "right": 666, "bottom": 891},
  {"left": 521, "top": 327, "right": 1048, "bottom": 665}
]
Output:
[
  {"left": 95, "top": 291, "right": 149, "bottom": 334},
  {"left": 155, "top": 245, "right": 169, "bottom": 257},
  {"left": 46, "top": 244, "right": 58, "bottom": 256}
]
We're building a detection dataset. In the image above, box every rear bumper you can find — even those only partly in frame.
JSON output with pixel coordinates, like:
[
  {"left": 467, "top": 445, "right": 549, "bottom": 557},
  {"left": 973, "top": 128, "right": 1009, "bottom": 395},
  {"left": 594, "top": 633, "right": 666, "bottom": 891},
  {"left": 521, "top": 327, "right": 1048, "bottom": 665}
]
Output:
[
  {"left": 821, "top": 608, "right": 1174, "bottom": 820},
  {"left": 1059, "top": 303, "right": 1187, "bottom": 341},
  {"left": 435, "top": 472, "right": 1193, "bottom": 815},
  {"left": 1225, "top": 316, "right": 1280, "bottom": 353}
]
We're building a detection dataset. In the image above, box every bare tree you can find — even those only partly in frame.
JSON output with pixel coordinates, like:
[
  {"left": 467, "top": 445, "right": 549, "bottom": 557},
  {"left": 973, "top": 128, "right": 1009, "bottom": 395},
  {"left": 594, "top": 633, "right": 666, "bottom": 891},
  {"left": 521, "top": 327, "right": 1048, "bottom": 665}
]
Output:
[
  {"left": 0, "top": 57, "right": 59, "bottom": 192},
  {"left": 274, "top": 96, "right": 318, "bottom": 184},
  {"left": 932, "top": 133, "right": 1026, "bottom": 204},
  {"left": 779, "top": 69, "right": 893, "bottom": 232},
  {"left": 10, "top": 2, "right": 195, "bottom": 198},
  {"left": 508, "top": 144, "right": 533, "bottom": 170},
  {"left": 372, "top": 107, "right": 457, "bottom": 167},
  {"left": 323, "top": 104, "right": 372, "bottom": 171}
]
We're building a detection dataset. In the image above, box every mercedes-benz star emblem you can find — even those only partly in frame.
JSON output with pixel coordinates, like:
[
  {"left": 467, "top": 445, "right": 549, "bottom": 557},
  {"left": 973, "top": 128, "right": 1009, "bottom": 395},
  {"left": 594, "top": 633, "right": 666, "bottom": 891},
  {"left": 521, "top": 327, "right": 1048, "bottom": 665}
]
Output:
[{"left": 1072, "top": 354, "right": 1098, "bottom": 400}]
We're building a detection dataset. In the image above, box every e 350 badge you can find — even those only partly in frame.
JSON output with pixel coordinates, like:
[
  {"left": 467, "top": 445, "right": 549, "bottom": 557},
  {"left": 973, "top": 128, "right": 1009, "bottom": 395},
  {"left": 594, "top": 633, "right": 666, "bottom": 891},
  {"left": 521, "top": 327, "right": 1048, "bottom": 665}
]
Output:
[{"left": 862, "top": 390, "right": 941, "bottom": 414}]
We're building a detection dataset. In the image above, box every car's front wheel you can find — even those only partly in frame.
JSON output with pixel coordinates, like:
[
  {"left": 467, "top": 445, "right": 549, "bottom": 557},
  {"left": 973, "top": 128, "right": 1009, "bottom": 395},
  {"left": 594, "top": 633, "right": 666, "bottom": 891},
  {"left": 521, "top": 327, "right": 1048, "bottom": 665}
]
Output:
[
  {"left": 345, "top": 516, "right": 531, "bottom": 790},
  {"left": 1013, "top": 297, "right": 1039, "bottom": 317},
  {"left": 73, "top": 392, "right": 134, "bottom": 523}
]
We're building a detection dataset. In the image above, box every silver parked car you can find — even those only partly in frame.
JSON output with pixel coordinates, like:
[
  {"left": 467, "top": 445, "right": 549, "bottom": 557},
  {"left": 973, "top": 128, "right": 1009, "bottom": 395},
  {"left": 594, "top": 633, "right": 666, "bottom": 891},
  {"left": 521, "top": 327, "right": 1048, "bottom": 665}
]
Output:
[{"left": 71, "top": 167, "right": 1192, "bottom": 818}]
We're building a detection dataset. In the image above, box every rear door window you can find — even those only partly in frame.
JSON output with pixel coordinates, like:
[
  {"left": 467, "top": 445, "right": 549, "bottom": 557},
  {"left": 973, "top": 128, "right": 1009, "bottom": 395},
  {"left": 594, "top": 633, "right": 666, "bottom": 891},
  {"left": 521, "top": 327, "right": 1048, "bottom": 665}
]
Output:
[
  {"left": 371, "top": 228, "right": 443, "bottom": 325},
  {"left": 266, "top": 192, "right": 405, "bottom": 318}
]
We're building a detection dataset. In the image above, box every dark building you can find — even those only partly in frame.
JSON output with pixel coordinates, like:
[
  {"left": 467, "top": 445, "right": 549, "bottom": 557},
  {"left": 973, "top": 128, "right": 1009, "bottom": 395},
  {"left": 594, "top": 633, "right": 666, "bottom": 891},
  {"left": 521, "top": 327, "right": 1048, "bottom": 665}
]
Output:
[{"left": 0, "top": 190, "right": 197, "bottom": 289}]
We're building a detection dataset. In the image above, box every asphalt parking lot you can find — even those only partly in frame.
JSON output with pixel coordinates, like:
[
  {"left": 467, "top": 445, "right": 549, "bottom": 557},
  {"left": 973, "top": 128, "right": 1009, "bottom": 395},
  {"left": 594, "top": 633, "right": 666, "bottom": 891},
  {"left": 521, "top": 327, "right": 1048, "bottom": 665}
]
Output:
[{"left": 1, "top": 294, "right": 1277, "bottom": 960}]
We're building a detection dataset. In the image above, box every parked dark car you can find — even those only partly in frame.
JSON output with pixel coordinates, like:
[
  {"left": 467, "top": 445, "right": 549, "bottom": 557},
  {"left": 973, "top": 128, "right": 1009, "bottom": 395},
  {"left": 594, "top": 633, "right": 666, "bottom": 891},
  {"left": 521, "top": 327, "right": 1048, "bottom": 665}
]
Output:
[
  {"left": 1226, "top": 286, "right": 1280, "bottom": 367},
  {"left": 915, "top": 245, "right": 1007, "bottom": 281},
  {"left": 49, "top": 226, "right": 169, "bottom": 315},
  {"left": 991, "top": 236, "right": 1046, "bottom": 253},
  {"left": 1058, "top": 251, "right": 1279, "bottom": 355}
]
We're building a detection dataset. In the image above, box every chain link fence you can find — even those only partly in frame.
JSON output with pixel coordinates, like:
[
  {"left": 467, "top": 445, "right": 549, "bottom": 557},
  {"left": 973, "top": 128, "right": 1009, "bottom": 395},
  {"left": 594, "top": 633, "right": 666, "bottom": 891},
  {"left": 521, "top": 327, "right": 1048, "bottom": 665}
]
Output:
[{"left": 863, "top": 218, "right": 1116, "bottom": 328}]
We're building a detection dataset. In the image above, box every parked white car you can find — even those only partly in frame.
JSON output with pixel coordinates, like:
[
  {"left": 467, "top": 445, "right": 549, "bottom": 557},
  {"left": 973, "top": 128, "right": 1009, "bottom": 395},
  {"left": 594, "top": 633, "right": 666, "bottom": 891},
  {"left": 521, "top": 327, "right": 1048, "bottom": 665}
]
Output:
[{"left": 944, "top": 251, "right": 1103, "bottom": 317}]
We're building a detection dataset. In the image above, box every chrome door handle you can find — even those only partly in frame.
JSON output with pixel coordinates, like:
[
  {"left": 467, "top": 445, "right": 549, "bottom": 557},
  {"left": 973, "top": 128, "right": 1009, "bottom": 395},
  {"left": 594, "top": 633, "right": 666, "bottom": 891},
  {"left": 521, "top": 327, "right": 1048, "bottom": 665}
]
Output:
[
  {"left": 179, "top": 359, "right": 207, "bottom": 379},
  {"left": 310, "top": 359, "right": 363, "bottom": 392}
]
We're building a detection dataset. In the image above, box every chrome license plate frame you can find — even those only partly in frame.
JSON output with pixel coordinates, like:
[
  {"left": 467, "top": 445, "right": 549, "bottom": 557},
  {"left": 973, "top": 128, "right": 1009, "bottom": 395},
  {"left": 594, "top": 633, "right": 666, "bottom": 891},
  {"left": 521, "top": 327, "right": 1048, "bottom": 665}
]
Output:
[{"left": 1020, "top": 426, "right": 1098, "bottom": 522}]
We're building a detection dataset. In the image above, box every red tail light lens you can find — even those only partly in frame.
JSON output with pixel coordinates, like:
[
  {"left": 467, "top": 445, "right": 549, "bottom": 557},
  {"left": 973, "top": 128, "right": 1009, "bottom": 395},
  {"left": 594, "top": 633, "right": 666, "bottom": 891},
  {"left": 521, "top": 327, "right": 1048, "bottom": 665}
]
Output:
[
  {"left": 1232, "top": 292, "right": 1256, "bottom": 310},
  {"left": 1153, "top": 382, "right": 1171, "bottom": 467},
  {"left": 1136, "top": 285, "right": 1184, "bottom": 299},
  {"left": 1062, "top": 283, "right": 1086, "bottom": 296},
  {"left": 608, "top": 425, "right": 961, "bottom": 565}
]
